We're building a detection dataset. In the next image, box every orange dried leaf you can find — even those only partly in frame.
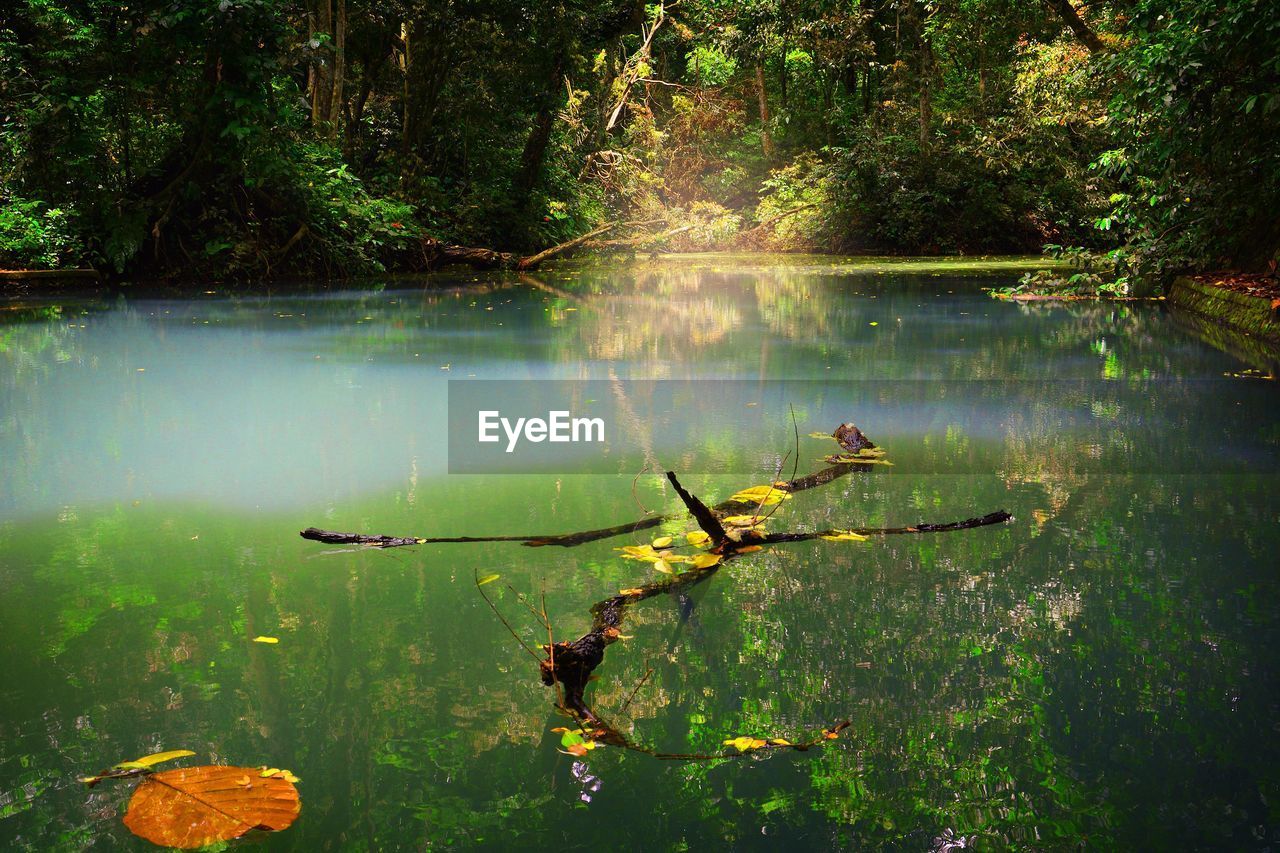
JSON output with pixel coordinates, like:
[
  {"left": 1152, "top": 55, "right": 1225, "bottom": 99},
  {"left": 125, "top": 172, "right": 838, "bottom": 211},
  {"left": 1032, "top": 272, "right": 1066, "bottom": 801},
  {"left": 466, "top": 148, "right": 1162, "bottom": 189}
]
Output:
[{"left": 122, "top": 765, "right": 300, "bottom": 849}]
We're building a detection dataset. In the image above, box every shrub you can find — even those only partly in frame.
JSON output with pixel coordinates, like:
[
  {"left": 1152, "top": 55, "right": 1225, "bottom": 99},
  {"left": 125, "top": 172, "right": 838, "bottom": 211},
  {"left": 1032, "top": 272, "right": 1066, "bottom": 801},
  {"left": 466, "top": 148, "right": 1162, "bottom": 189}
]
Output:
[{"left": 0, "top": 192, "right": 84, "bottom": 269}]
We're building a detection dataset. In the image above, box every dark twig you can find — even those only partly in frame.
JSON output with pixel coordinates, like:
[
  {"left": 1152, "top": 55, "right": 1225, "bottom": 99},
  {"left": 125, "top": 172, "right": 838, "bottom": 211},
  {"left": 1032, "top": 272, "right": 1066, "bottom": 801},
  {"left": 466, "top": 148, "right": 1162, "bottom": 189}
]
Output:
[{"left": 474, "top": 569, "right": 542, "bottom": 662}]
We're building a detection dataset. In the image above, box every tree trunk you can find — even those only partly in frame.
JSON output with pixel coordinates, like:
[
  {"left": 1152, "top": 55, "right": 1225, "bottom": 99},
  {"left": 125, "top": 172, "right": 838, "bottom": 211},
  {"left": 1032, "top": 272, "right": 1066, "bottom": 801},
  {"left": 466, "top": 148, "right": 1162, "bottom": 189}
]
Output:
[
  {"left": 399, "top": 18, "right": 450, "bottom": 169},
  {"left": 330, "top": 0, "right": 345, "bottom": 138},
  {"left": 513, "top": 55, "right": 566, "bottom": 198},
  {"left": 309, "top": 0, "right": 333, "bottom": 126},
  {"left": 1043, "top": 0, "right": 1106, "bottom": 53},
  {"left": 756, "top": 61, "right": 775, "bottom": 160},
  {"left": 309, "top": 0, "right": 346, "bottom": 137},
  {"left": 918, "top": 38, "right": 932, "bottom": 150}
]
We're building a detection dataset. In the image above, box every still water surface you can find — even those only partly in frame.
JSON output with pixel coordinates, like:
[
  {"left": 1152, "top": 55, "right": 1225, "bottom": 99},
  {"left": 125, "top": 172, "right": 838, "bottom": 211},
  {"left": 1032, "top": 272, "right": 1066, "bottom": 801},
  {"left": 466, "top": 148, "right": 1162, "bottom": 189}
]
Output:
[{"left": 1, "top": 256, "right": 1278, "bottom": 849}]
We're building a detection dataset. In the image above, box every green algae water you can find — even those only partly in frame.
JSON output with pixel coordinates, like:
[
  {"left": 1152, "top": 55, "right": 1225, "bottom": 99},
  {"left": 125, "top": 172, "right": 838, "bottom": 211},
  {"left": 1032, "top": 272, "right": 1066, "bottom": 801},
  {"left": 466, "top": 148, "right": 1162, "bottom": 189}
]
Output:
[{"left": 2, "top": 256, "right": 1279, "bottom": 850}]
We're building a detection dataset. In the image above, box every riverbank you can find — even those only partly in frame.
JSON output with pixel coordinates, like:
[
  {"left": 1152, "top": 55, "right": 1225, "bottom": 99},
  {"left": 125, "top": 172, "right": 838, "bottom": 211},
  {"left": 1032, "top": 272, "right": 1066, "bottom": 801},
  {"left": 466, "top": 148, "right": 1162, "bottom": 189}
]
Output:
[{"left": 1166, "top": 274, "right": 1280, "bottom": 376}]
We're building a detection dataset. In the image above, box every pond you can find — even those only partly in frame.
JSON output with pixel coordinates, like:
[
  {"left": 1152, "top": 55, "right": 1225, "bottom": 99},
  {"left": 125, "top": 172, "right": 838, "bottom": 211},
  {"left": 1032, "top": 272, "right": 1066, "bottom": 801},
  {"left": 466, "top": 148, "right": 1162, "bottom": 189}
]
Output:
[{"left": 2, "top": 255, "right": 1278, "bottom": 850}]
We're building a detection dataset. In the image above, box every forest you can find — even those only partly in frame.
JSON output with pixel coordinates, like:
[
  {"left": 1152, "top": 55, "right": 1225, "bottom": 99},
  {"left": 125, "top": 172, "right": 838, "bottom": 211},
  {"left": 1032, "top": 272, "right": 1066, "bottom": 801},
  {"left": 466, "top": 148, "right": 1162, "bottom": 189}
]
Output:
[{"left": 1, "top": 0, "right": 1277, "bottom": 288}]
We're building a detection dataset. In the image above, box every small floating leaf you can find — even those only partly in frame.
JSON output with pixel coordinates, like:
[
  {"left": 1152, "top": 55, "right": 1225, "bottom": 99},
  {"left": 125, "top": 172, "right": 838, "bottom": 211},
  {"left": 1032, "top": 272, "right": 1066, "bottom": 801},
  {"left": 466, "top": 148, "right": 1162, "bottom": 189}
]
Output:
[
  {"left": 476, "top": 573, "right": 501, "bottom": 586},
  {"left": 690, "top": 553, "right": 722, "bottom": 569},
  {"left": 252, "top": 636, "right": 279, "bottom": 644},
  {"left": 619, "top": 587, "right": 646, "bottom": 596},
  {"left": 824, "top": 454, "right": 895, "bottom": 465},
  {"left": 128, "top": 750, "right": 197, "bottom": 768},
  {"left": 260, "top": 767, "right": 281, "bottom": 778},
  {"left": 734, "top": 545, "right": 764, "bottom": 554},
  {"left": 730, "top": 485, "right": 791, "bottom": 506},
  {"left": 686, "top": 530, "right": 712, "bottom": 547},
  {"left": 617, "top": 544, "right": 661, "bottom": 562},
  {"left": 653, "top": 558, "right": 674, "bottom": 575},
  {"left": 723, "top": 736, "right": 768, "bottom": 752},
  {"left": 722, "top": 515, "right": 766, "bottom": 527},
  {"left": 651, "top": 536, "right": 673, "bottom": 548},
  {"left": 821, "top": 530, "right": 868, "bottom": 542}
]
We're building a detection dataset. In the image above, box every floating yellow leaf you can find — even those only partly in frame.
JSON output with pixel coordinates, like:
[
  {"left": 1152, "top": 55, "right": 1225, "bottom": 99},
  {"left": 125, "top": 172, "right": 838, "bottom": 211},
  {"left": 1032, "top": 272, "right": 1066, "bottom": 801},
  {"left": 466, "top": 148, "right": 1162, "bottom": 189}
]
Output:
[
  {"left": 125, "top": 750, "right": 197, "bottom": 769},
  {"left": 825, "top": 454, "right": 894, "bottom": 465},
  {"left": 476, "top": 573, "right": 501, "bottom": 586},
  {"left": 281, "top": 771, "right": 301, "bottom": 784},
  {"left": 807, "top": 432, "right": 838, "bottom": 440},
  {"left": 686, "top": 530, "right": 711, "bottom": 547},
  {"left": 259, "top": 768, "right": 281, "bottom": 778},
  {"left": 723, "top": 736, "right": 768, "bottom": 752},
  {"left": 730, "top": 485, "right": 791, "bottom": 506},
  {"left": 734, "top": 545, "right": 764, "bottom": 554},
  {"left": 252, "top": 636, "right": 279, "bottom": 644},
  {"left": 617, "top": 544, "right": 661, "bottom": 562},
  {"left": 770, "top": 738, "right": 792, "bottom": 746},
  {"left": 619, "top": 588, "right": 646, "bottom": 596},
  {"left": 651, "top": 536, "right": 673, "bottom": 549},
  {"left": 820, "top": 530, "right": 868, "bottom": 542},
  {"left": 653, "top": 558, "right": 674, "bottom": 575},
  {"left": 722, "top": 515, "right": 766, "bottom": 527},
  {"left": 690, "top": 553, "right": 722, "bottom": 569},
  {"left": 235, "top": 775, "right": 251, "bottom": 786}
]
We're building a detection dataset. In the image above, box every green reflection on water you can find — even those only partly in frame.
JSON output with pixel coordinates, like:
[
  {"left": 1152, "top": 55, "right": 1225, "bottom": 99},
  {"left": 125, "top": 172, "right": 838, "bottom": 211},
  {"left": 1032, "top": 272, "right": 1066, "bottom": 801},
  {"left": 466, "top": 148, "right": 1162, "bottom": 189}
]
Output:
[{"left": 1, "top": 256, "right": 1278, "bottom": 850}]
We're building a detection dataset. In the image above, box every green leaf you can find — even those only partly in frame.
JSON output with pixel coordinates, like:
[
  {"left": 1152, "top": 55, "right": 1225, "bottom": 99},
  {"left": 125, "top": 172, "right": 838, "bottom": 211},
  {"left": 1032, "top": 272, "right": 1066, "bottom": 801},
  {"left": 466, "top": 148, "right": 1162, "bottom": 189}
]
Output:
[{"left": 477, "top": 573, "right": 501, "bottom": 586}]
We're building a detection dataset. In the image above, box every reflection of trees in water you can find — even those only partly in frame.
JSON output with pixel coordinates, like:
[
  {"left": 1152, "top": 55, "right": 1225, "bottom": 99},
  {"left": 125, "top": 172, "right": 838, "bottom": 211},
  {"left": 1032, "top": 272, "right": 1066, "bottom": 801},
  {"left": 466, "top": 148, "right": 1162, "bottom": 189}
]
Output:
[
  {"left": 2, "top": 275, "right": 1276, "bottom": 847},
  {"left": 5, "top": 471, "right": 1279, "bottom": 846}
]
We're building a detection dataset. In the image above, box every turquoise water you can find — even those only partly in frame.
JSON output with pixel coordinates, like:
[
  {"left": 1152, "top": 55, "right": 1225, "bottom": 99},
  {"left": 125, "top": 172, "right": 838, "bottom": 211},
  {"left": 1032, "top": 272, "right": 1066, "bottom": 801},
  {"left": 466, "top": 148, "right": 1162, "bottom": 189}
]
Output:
[{"left": 1, "top": 257, "right": 1278, "bottom": 850}]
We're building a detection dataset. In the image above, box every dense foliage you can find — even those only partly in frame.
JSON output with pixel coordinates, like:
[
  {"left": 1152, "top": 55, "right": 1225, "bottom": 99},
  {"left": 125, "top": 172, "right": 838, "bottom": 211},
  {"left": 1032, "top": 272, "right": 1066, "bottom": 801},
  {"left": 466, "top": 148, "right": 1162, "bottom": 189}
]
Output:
[{"left": 0, "top": 0, "right": 1276, "bottom": 279}]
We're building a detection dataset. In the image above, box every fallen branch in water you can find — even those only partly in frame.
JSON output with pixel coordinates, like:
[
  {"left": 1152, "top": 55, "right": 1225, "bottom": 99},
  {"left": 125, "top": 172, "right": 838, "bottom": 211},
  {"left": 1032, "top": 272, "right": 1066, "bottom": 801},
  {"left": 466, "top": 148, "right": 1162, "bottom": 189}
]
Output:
[
  {"left": 300, "top": 422, "right": 1013, "bottom": 761},
  {"left": 420, "top": 218, "right": 669, "bottom": 271},
  {"left": 535, "top": 468, "right": 1009, "bottom": 723},
  {"left": 299, "top": 423, "right": 907, "bottom": 549}
]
